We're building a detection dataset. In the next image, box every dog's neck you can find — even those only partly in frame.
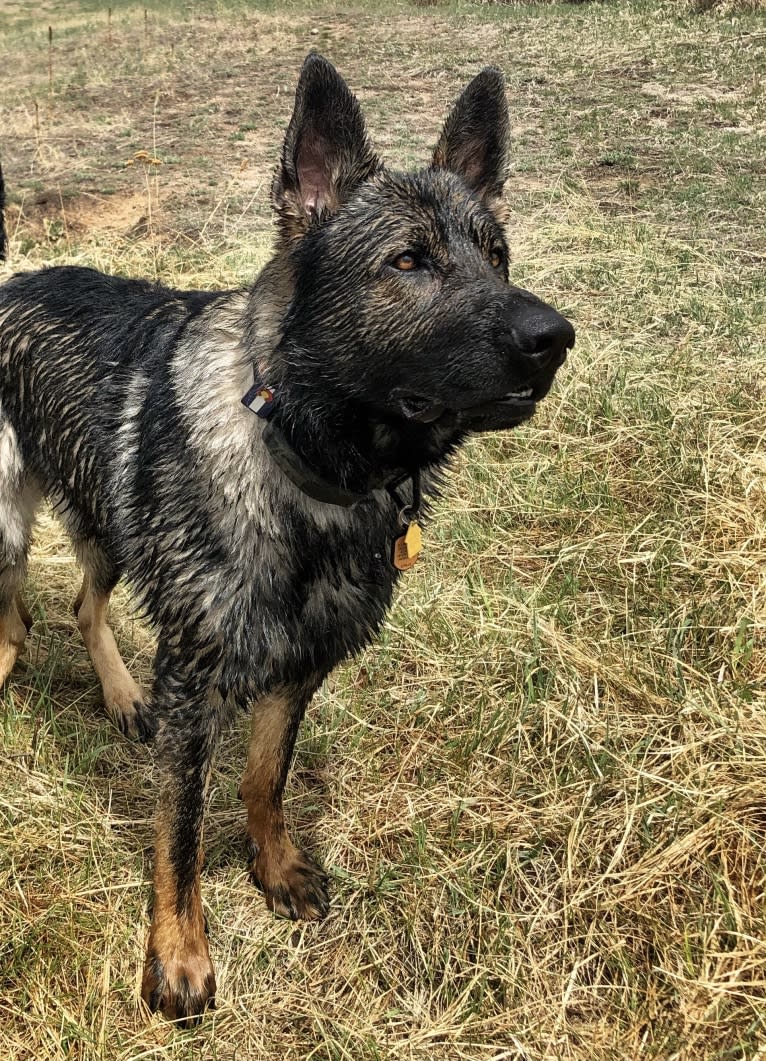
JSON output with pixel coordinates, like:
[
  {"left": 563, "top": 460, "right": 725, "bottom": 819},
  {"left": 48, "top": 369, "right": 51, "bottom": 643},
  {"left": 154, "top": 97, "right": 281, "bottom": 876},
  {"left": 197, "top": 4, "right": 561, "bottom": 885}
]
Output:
[
  {"left": 259, "top": 418, "right": 411, "bottom": 508},
  {"left": 254, "top": 364, "right": 471, "bottom": 500},
  {"left": 253, "top": 379, "right": 415, "bottom": 497}
]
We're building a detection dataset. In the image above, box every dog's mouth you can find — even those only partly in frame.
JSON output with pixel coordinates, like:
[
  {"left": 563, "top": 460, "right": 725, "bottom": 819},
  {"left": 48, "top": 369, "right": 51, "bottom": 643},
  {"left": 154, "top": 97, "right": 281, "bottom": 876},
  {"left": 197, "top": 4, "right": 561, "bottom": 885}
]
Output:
[
  {"left": 459, "top": 388, "right": 537, "bottom": 431},
  {"left": 391, "top": 387, "right": 538, "bottom": 431}
]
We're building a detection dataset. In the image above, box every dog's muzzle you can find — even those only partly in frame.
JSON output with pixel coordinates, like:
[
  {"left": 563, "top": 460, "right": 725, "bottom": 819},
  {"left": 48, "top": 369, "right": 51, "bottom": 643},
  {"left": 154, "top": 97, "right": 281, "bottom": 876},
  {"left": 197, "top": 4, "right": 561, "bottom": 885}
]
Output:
[
  {"left": 389, "top": 287, "right": 575, "bottom": 432},
  {"left": 393, "top": 310, "right": 575, "bottom": 432}
]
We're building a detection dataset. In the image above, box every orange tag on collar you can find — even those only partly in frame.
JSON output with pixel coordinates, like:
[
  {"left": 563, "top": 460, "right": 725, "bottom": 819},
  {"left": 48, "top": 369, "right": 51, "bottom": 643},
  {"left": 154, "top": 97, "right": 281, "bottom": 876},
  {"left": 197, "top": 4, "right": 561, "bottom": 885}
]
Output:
[
  {"left": 392, "top": 520, "right": 423, "bottom": 571},
  {"left": 405, "top": 521, "right": 422, "bottom": 555}
]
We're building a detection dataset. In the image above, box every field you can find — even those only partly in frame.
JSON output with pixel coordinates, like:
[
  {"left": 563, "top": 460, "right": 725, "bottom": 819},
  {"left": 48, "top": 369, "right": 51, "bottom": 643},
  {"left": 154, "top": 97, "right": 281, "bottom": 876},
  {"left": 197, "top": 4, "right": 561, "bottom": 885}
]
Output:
[{"left": 1, "top": 1, "right": 765, "bottom": 1058}]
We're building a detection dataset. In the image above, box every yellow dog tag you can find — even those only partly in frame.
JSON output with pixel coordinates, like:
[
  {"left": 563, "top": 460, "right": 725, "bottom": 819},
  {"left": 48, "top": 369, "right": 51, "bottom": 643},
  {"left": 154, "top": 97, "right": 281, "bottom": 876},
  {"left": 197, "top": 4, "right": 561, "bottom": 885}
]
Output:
[
  {"left": 392, "top": 520, "right": 423, "bottom": 571},
  {"left": 405, "top": 521, "right": 422, "bottom": 555}
]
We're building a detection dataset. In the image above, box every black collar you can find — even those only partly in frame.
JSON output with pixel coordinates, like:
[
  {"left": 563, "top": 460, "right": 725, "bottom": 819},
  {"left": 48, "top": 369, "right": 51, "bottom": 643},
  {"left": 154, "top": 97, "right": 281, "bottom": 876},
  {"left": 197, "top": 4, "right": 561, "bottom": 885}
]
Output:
[
  {"left": 242, "top": 378, "right": 416, "bottom": 509},
  {"left": 262, "top": 420, "right": 412, "bottom": 509}
]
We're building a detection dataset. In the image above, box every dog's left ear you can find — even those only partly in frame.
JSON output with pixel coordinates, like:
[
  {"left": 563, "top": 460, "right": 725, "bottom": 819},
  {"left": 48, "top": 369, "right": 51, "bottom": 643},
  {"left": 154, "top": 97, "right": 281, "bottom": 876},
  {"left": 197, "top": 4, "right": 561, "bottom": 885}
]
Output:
[
  {"left": 273, "top": 53, "right": 380, "bottom": 240},
  {"left": 432, "top": 68, "right": 510, "bottom": 210}
]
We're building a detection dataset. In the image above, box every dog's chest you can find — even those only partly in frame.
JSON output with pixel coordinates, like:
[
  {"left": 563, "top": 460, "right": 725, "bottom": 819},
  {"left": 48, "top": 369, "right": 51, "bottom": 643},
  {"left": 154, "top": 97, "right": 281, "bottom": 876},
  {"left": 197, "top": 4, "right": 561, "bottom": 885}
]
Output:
[
  {"left": 168, "top": 333, "right": 404, "bottom": 691},
  {"left": 222, "top": 492, "right": 400, "bottom": 693}
]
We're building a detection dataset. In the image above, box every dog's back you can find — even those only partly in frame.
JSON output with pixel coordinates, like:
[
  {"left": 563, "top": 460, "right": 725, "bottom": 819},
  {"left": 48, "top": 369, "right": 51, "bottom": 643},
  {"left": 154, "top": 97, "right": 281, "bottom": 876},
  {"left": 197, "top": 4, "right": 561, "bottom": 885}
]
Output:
[{"left": 0, "top": 267, "right": 223, "bottom": 534}]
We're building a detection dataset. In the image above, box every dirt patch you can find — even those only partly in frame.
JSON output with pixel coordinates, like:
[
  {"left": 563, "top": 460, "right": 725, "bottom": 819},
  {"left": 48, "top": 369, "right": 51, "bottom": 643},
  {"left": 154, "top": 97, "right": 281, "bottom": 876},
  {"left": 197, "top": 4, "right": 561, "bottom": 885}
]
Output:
[{"left": 8, "top": 187, "right": 153, "bottom": 247}]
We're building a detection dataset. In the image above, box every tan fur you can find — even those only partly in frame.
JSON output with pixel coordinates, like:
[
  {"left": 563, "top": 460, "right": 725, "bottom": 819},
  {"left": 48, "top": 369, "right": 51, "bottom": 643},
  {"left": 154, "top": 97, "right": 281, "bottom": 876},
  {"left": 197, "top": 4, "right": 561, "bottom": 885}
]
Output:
[
  {"left": 141, "top": 812, "right": 214, "bottom": 1021},
  {"left": 75, "top": 577, "right": 145, "bottom": 738},
  {"left": 0, "top": 597, "right": 28, "bottom": 684},
  {"left": 241, "top": 691, "right": 328, "bottom": 920},
  {"left": 241, "top": 692, "right": 294, "bottom": 835}
]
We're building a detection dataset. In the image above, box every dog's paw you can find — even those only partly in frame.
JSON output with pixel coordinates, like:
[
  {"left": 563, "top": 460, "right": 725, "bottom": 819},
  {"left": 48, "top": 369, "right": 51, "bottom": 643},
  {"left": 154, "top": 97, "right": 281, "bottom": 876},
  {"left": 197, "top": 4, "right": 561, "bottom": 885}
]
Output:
[
  {"left": 0, "top": 640, "right": 24, "bottom": 686},
  {"left": 141, "top": 941, "right": 216, "bottom": 1027},
  {"left": 249, "top": 840, "right": 330, "bottom": 921},
  {"left": 0, "top": 604, "right": 29, "bottom": 685},
  {"left": 105, "top": 689, "right": 156, "bottom": 743}
]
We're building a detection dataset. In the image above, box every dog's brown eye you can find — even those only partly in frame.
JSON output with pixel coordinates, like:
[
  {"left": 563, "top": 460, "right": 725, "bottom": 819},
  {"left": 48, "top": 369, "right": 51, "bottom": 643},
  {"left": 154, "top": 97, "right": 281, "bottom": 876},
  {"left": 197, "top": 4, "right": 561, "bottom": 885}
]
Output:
[
  {"left": 489, "top": 248, "right": 504, "bottom": 269},
  {"left": 392, "top": 252, "right": 418, "bottom": 271}
]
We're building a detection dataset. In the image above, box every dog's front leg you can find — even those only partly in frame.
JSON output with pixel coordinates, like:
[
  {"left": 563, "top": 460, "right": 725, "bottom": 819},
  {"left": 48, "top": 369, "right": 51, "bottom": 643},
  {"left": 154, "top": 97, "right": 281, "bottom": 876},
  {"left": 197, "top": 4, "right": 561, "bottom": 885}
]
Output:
[
  {"left": 242, "top": 685, "right": 330, "bottom": 921},
  {"left": 141, "top": 666, "right": 221, "bottom": 1025}
]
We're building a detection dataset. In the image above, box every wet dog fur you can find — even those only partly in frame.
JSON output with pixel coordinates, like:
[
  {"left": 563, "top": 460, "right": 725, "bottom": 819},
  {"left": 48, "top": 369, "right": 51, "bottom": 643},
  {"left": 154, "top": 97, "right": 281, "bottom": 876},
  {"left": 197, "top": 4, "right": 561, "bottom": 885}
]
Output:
[{"left": 0, "top": 54, "right": 574, "bottom": 1024}]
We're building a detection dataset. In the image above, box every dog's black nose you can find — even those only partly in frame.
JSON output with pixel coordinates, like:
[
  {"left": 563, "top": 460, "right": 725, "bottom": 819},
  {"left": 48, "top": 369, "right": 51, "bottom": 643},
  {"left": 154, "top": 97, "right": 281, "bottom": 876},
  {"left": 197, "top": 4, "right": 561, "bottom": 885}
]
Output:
[{"left": 500, "top": 293, "right": 576, "bottom": 370}]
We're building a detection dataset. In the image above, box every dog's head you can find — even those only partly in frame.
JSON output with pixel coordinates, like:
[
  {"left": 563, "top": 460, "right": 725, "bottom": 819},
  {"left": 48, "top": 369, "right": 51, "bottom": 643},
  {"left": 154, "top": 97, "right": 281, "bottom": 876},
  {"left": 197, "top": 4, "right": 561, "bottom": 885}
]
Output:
[{"left": 270, "top": 53, "right": 574, "bottom": 456}]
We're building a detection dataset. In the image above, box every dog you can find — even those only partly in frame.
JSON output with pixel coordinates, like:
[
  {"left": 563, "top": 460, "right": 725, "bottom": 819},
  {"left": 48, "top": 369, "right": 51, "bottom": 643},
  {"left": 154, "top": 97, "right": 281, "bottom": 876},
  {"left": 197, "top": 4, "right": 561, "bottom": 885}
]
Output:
[{"left": 0, "top": 54, "right": 575, "bottom": 1023}]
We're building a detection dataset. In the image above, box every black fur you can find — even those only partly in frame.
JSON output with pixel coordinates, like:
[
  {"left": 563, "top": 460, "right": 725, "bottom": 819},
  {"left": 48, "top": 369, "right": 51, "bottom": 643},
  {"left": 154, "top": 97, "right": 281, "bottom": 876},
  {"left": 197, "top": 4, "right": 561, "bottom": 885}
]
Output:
[
  {"left": 0, "top": 161, "right": 6, "bottom": 260},
  {"left": 0, "top": 54, "right": 574, "bottom": 1024}
]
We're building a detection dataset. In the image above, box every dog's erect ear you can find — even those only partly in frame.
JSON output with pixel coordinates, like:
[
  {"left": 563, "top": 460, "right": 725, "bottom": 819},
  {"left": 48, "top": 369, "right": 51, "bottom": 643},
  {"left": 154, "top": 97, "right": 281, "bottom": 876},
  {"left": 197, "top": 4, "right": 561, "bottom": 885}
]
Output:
[
  {"left": 273, "top": 53, "right": 380, "bottom": 239},
  {"left": 432, "top": 68, "right": 510, "bottom": 209}
]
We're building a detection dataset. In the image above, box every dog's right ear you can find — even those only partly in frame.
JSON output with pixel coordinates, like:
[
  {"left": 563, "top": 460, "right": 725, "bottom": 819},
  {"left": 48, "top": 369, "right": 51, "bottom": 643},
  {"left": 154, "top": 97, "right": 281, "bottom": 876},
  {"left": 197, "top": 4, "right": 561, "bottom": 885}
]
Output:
[{"left": 273, "top": 53, "right": 380, "bottom": 241}]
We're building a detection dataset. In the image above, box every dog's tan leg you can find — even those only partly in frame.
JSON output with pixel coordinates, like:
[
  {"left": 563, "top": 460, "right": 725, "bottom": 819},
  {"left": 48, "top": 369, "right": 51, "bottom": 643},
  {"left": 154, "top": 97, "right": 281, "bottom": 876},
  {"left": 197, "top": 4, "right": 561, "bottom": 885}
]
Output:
[
  {"left": 142, "top": 804, "right": 215, "bottom": 1026},
  {"left": 142, "top": 671, "right": 221, "bottom": 1026},
  {"left": 241, "top": 688, "right": 329, "bottom": 920},
  {"left": 0, "top": 597, "right": 29, "bottom": 685},
  {"left": 75, "top": 576, "right": 153, "bottom": 741}
]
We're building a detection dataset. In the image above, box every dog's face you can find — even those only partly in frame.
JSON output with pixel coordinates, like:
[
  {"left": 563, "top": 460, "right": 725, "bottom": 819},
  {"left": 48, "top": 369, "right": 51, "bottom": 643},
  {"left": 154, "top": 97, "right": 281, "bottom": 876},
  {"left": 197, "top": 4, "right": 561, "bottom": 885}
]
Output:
[{"left": 271, "top": 55, "right": 574, "bottom": 446}]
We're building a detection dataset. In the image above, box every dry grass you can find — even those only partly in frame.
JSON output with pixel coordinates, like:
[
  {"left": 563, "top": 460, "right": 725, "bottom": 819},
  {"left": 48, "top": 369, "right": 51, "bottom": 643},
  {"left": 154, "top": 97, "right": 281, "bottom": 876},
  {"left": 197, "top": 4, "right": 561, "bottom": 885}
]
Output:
[
  {"left": 1, "top": 1, "right": 765, "bottom": 1059},
  {"left": 690, "top": 0, "right": 764, "bottom": 12}
]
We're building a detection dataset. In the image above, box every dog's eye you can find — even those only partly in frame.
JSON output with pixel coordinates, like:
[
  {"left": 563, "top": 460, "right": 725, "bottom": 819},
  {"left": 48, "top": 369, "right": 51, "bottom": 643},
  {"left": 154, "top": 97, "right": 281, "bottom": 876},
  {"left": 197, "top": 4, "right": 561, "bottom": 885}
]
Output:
[
  {"left": 489, "top": 248, "right": 505, "bottom": 269},
  {"left": 392, "top": 252, "right": 419, "bottom": 272}
]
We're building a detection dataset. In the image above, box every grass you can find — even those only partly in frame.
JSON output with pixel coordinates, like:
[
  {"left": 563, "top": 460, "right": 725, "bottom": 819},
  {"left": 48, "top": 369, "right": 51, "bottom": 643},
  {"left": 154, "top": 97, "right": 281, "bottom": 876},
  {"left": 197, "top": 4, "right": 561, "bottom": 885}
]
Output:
[{"left": 1, "top": 0, "right": 765, "bottom": 1059}]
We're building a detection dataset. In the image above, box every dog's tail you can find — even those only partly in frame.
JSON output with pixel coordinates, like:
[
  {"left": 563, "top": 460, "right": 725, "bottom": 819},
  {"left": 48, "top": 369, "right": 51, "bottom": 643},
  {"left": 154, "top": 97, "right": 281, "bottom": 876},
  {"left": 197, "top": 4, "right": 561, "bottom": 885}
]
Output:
[{"left": 0, "top": 160, "right": 6, "bottom": 261}]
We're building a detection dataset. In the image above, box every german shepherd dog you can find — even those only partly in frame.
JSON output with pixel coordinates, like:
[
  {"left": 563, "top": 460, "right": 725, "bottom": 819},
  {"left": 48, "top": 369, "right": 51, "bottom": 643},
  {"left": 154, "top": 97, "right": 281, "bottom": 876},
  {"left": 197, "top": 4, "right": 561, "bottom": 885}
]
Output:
[{"left": 0, "top": 55, "right": 574, "bottom": 1023}]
